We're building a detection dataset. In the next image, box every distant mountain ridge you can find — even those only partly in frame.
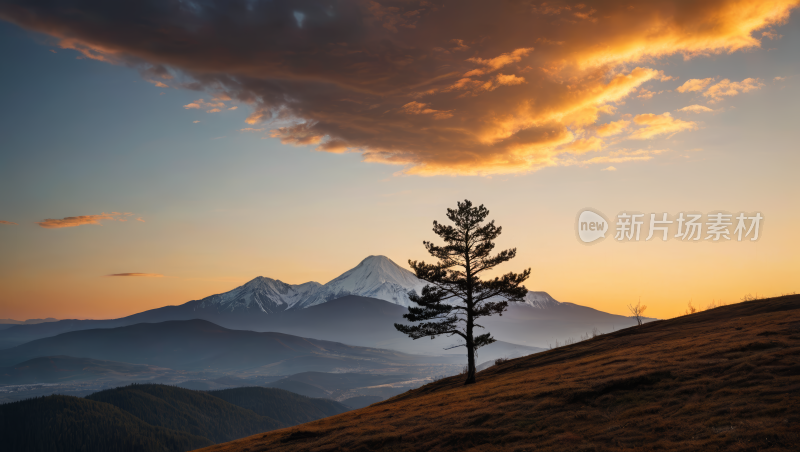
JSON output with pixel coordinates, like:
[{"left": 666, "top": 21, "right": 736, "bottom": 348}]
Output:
[
  {"left": 0, "top": 318, "right": 58, "bottom": 325},
  {"left": 0, "top": 318, "right": 448, "bottom": 372},
  {"left": 0, "top": 255, "right": 645, "bottom": 352}
]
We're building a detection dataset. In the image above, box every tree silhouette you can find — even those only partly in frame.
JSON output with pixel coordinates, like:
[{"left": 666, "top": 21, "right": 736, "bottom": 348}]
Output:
[
  {"left": 628, "top": 298, "right": 648, "bottom": 325},
  {"left": 395, "top": 200, "right": 530, "bottom": 385}
]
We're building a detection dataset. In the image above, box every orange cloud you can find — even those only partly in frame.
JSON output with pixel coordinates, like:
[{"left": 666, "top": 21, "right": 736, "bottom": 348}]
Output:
[
  {"left": 636, "top": 87, "right": 663, "bottom": 99},
  {"left": 560, "top": 137, "right": 605, "bottom": 155},
  {"left": 0, "top": 220, "right": 17, "bottom": 225},
  {"left": 244, "top": 111, "right": 267, "bottom": 125},
  {"left": 184, "top": 99, "right": 228, "bottom": 112},
  {"left": 2, "top": 0, "right": 795, "bottom": 175},
  {"left": 629, "top": 113, "right": 698, "bottom": 140},
  {"left": 495, "top": 73, "right": 526, "bottom": 86},
  {"left": 704, "top": 78, "right": 764, "bottom": 102},
  {"left": 465, "top": 48, "right": 533, "bottom": 76},
  {"left": 450, "top": 39, "right": 470, "bottom": 52},
  {"left": 445, "top": 73, "right": 527, "bottom": 96},
  {"left": 596, "top": 120, "right": 630, "bottom": 137},
  {"left": 400, "top": 101, "right": 453, "bottom": 119},
  {"left": 105, "top": 273, "right": 164, "bottom": 277},
  {"left": 677, "top": 105, "right": 715, "bottom": 113},
  {"left": 270, "top": 123, "right": 324, "bottom": 146},
  {"left": 677, "top": 78, "right": 716, "bottom": 93},
  {"left": 36, "top": 212, "right": 137, "bottom": 229},
  {"left": 566, "top": 148, "right": 670, "bottom": 166}
]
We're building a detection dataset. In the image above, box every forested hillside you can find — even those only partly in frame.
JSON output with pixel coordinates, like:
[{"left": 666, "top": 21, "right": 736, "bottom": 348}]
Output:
[
  {"left": 0, "top": 394, "right": 212, "bottom": 452},
  {"left": 0, "top": 384, "right": 353, "bottom": 452},
  {"left": 86, "top": 384, "right": 283, "bottom": 443},
  {"left": 209, "top": 386, "right": 349, "bottom": 425}
]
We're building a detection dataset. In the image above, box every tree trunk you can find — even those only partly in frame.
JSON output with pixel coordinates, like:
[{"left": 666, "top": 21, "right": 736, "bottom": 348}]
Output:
[
  {"left": 465, "top": 343, "right": 476, "bottom": 384},
  {"left": 465, "top": 316, "right": 476, "bottom": 385},
  {"left": 464, "top": 230, "right": 476, "bottom": 385}
]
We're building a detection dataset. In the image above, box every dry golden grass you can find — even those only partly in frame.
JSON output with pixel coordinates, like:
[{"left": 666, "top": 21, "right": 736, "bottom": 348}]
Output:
[{"left": 198, "top": 295, "right": 800, "bottom": 452}]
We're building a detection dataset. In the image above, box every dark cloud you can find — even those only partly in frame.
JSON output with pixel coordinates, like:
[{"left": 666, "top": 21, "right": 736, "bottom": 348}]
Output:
[{"left": 1, "top": 0, "right": 794, "bottom": 174}]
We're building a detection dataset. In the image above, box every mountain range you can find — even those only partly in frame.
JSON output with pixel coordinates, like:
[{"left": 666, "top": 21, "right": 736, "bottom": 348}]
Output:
[
  {"left": 0, "top": 255, "right": 646, "bottom": 353},
  {"left": 191, "top": 255, "right": 426, "bottom": 314}
]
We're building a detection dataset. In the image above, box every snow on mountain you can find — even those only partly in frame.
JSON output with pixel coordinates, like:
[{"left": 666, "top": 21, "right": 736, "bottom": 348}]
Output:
[
  {"left": 193, "top": 255, "right": 560, "bottom": 314},
  {"left": 288, "top": 255, "right": 428, "bottom": 310},
  {"left": 195, "top": 277, "right": 322, "bottom": 314},
  {"left": 519, "top": 291, "right": 562, "bottom": 309}
]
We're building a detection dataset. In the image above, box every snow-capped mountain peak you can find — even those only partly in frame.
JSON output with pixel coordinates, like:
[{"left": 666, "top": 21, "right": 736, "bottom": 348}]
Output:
[
  {"left": 288, "top": 255, "right": 427, "bottom": 309},
  {"left": 518, "top": 291, "right": 561, "bottom": 309},
  {"left": 328, "top": 255, "right": 422, "bottom": 289},
  {"left": 196, "top": 276, "right": 322, "bottom": 314}
]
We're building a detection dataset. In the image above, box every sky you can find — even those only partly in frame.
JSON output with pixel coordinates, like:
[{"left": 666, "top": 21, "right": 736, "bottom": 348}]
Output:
[{"left": 0, "top": 0, "right": 798, "bottom": 321}]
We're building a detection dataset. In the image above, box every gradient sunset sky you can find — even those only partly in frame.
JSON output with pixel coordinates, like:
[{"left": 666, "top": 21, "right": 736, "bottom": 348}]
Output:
[{"left": 0, "top": 0, "right": 798, "bottom": 321}]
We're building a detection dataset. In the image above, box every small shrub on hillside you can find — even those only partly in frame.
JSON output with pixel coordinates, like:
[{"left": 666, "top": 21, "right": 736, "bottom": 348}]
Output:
[
  {"left": 495, "top": 357, "right": 509, "bottom": 366},
  {"left": 705, "top": 299, "right": 728, "bottom": 310},
  {"left": 628, "top": 298, "right": 648, "bottom": 325}
]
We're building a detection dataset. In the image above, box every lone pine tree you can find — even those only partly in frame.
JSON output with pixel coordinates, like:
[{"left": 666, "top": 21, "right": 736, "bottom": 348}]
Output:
[{"left": 395, "top": 200, "right": 530, "bottom": 385}]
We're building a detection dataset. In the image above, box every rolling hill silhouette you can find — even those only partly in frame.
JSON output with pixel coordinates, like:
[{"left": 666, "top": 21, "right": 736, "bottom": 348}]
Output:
[{"left": 0, "top": 384, "right": 353, "bottom": 452}]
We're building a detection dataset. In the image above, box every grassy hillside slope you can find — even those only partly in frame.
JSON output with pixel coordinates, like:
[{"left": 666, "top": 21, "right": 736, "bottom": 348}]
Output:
[{"left": 197, "top": 295, "right": 800, "bottom": 452}]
